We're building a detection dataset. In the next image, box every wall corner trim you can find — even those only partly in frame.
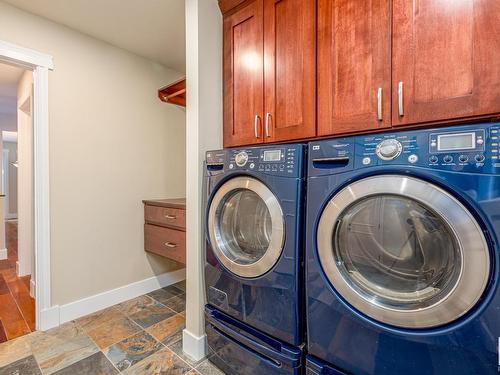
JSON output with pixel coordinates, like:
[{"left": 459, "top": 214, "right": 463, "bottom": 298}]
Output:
[
  {"left": 0, "top": 248, "right": 7, "bottom": 260},
  {"left": 182, "top": 329, "right": 207, "bottom": 361},
  {"left": 39, "top": 268, "right": 186, "bottom": 330}
]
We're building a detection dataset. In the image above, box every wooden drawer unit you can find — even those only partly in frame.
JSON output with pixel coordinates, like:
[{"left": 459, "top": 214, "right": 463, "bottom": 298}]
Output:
[
  {"left": 145, "top": 205, "right": 185, "bottom": 230},
  {"left": 144, "top": 224, "right": 186, "bottom": 264},
  {"left": 143, "top": 198, "right": 186, "bottom": 264}
]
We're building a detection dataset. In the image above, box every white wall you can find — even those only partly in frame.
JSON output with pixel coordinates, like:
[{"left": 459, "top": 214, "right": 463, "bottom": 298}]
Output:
[
  {"left": 3, "top": 141, "right": 18, "bottom": 216},
  {"left": 0, "top": 2, "right": 186, "bottom": 306},
  {"left": 0, "top": 133, "right": 5, "bottom": 258},
  {"left": 183, "top": 0, "right": 223, "bottom": 360},
  {"left": 17, "top": 70, "right": 33, "bottom": 277}
]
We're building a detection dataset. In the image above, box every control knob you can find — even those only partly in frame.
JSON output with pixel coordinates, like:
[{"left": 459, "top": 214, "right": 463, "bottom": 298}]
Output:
[
  {"left": 376, "top": 139, "right": 403, "bottom": 161},
  {"left": 429, "top": 155, "right": 438, "bottom": 164},
  {"left": 443, "top": 155, "right": 453, "bottom": 163},
  {"left": 235, "top": 151, "right": 249, "bottom": 167}
]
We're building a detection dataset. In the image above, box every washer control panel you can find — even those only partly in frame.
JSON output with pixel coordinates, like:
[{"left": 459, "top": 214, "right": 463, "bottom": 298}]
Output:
[
  {"left": 355, "top": 123, "right": 499, "bottom": 173},
  {"left": 309, "top": 123, "right": 500, "bottom": 175},
  {"left": 206, "top": 144, "right": 303, "bottom": 177}
]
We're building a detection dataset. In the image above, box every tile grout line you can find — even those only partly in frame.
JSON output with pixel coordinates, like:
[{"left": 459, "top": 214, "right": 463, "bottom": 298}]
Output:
[
  {"left": 0, "top": 285, "right": 188, "bottom": 373},
  {"left": 83, "top": 328, "right": 122, "bottom": 374},
  {"left": 162, "top": 344, "right": 197, "bottom": 373}
]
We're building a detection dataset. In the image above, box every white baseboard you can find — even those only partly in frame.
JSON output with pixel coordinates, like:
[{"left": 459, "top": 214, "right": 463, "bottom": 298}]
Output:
[
  {"left": 30, "top": 278, "right": 36, "bottom": 299},
  {"left": 183, "top": 329, "right": 207, "bottom": 361},
  {"left": 0, "top": 248, "right": 7, "bottom": 260},
  {"left": 48, "top": 268, "right": 186, "bottom": 327},
  {"left": 39, "top": 305, "right": 60, "bottom": 331}
]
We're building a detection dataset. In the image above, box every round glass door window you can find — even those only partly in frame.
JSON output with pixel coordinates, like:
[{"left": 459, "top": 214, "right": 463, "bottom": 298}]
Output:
[
  {"left": 317, "top": 175, "right": 490, "bottom": 328},
  {"left": 208, "top": 177, "right": 285, "bottom": 278},
  {"left": 334, "top": 195, "right": 461, "bottom": 311},
  {"left": 215, "top": 189, "right": 272, "bottom": 265}
]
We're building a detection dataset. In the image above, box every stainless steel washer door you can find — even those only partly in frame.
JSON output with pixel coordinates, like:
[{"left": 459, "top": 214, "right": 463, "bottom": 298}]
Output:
[
  {"left": 317, "top": 175, "right": 490, "bottom": 328},
  {"left": 208, "top": 176, "right": 285, "bottom": 278}
]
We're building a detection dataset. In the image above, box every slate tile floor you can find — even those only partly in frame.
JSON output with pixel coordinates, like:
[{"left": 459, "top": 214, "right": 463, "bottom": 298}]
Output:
[{"left": 0, "top": 281, "right": 224, "bottom": 375}]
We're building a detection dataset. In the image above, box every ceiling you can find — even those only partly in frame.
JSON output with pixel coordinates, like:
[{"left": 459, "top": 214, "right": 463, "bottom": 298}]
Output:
[
  {"left": 2, "top": 0, "right": 186, "bottom": 73},
  {"left": 0, "top": 62, "right": 24, "bottom": 132}
]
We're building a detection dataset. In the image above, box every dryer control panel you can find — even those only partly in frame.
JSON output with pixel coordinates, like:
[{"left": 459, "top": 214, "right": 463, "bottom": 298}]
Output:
[
  {"left": 309, "top": 122, "right": 500, "bottom": 176},
  {"left": 206, "top": 144, "right": 304, "bottom": 177}
]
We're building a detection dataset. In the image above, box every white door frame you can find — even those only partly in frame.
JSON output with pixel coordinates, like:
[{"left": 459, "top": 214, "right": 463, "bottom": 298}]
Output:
[{"left": 0, "top": 40, "right": 54, "bottom": 330}]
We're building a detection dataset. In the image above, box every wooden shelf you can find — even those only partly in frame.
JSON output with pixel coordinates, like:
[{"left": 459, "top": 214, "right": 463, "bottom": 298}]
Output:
[{"left": 158, "top": 77, "right": 186, "bottom": 107}]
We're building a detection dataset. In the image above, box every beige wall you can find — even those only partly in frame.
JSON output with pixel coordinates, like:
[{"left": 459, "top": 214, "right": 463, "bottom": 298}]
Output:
[
  {"left": 0, "top": 2, "right": 186, "bottom": 305},
  {"left": 3, "top": 141, "right": 17, "bottom": 215}
]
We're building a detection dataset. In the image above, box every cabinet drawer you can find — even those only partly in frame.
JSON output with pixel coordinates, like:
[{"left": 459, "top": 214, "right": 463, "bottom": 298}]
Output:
[
  {"left": 144, "top": 224, "right": 186, "bottom": 264},
  {"left": 145, "top": 205, "right": 186, "bottom": 229}
]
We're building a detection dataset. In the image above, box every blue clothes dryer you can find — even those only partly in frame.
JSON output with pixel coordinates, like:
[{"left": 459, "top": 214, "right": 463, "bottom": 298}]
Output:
[
  {"left": 204, "top": 144, "right": 306, "bottom": 374},
  {"left": 305, "top": 123, "right": 500, "bottom": 375}
]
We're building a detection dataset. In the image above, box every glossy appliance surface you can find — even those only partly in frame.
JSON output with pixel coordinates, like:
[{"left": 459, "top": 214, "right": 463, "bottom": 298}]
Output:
[
  {"left": 306, "top": 123, "right": 500, "bottom": 375},
  {"left": 205, "top": 143, "right": 305, "bottom": 346},
  {"left": 205, "top": 306, "right": 302, "bottom": 375}
]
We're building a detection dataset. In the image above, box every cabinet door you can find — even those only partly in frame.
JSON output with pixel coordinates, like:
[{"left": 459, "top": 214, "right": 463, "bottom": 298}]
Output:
[
  {"left": 317, "top": 0, "right": 392, "bottom": 136},
  {"left": 223, "top": 0, "right": 264, "bottom": 147},
  {"left": 263, "top": 0, "right": 316, "bottom": 142},
  {"left": 392, "top": 0, "right": 500, "bottom": 126}
]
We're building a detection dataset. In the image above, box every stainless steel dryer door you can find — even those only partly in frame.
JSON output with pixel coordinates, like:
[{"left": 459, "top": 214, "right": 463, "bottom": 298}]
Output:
[
  {"left": 317, "top": 175, "right": 490, "bottom": 328},
  {"left": 208, "top": 176, "right": 285, "bottom": 278}
]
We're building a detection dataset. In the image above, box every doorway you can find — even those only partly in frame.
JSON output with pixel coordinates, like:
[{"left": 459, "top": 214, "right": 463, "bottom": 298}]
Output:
[
  {"left": 0, "top": 39, "right": 53, "bottom": 334},
  {"left": 0, "top": 62, "right": 34, "bottom": 342}
]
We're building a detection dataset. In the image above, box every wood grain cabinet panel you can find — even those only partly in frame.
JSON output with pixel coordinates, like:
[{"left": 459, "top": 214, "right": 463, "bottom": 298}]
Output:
[
  {"left": 143, "top": 199, "right": 186, "bottom": 265},
  {"left": 144, "top": 206, "right": 186, "bottom": 230},
  {"left": 223, "top": 0, "right": 264, "bottom": 147},
  {"left": 263, "top": 0, "right": 316, "bottom": 142},
  {"left": 318, "top": 0, "right": 392, "bottom": 136},
  {"left": 144, "top": 224, "right": 186, "bottom": 265},
  {"left": 392, "top": 0, "right": 500, "bottom": 126}
]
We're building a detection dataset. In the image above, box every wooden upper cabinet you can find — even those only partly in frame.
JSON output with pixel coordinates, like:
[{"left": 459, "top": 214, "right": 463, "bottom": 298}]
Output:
[
  {"left": 392, "top": 0, "right": 500, "bottom": 127},
  {"left": 318, "top": 0, "right": 392, "bottom": 136},
  {"left": 263, "top": 0, "right": 316, "bottom": 143},
  {"left": 223, "top": 0, "right": 264, "bottom": 147}
]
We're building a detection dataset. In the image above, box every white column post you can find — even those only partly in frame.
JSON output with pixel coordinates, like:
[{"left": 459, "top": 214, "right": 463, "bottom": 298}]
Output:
[{"left": 183, "top": 0, "right": 223, "bottom": 361}]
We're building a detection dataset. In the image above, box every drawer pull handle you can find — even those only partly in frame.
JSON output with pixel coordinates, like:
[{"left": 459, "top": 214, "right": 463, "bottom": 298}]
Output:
[
  {"left": 165, "top": 215, "right": 176, "bottom": 219},
  {"left": 164, "top": 242, "right": 177, "bottom": 248}
]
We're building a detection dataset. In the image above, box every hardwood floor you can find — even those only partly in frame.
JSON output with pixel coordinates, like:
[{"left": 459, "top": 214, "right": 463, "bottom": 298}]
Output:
[{"left": 0, "top": 221, "right": 35, "bottom": 343}]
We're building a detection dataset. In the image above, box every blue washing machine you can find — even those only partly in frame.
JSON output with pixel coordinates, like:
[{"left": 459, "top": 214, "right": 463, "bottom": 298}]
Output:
[
  {"left": 305, "top": 123, "right": 500, "bottom": 375},
  {"left": 204, "top": 144, "right": 306, "bottom": 375}
]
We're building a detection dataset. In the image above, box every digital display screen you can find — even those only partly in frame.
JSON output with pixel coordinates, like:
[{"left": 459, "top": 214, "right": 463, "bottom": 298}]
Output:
[
  {"left": 438, "top": 133, "right": 475, "bottom": 151},
  {"left": 263, "top": 150, "right": 281, "bottom": 162}
]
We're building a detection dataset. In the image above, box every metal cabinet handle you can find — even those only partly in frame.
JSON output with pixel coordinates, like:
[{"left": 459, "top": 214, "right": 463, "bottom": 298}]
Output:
[
  {"left": 377, "top": 88, "right": 383, "bottom": 121},
  {"left": 164, "top": 242, "right": 177, "bottom": 248},
  {"left": 254, "top": 115, "right": 261, "bottom": 138},
  {"left": 398, "top": 81, "right": 404, "bottom": 117},
  {"left": 265, "top": 113, "right": 271, "bottom": 138},
  {"left": 164, "top": 215, "right": 176, "bottom": 219}
]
